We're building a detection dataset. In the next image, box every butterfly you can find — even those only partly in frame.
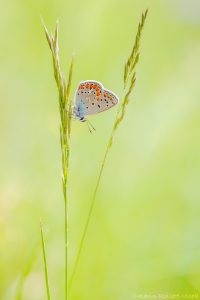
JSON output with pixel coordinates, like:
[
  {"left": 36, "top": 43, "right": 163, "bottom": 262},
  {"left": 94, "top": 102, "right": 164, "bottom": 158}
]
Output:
[{"left": 73, "top": 80, "right": 119, "bottom": 123}]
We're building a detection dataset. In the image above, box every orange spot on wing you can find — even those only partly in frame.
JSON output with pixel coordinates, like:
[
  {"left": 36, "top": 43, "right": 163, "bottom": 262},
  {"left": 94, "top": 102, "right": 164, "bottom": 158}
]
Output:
[
  {"left": 90, "top": 84, "right": 93, "bottom": 89},
  {"left": 93, "top": 84, "right": 97, "bottom": 89},
  {"left": 104, "top": 92, "right": 107, "bottom": 97},
  {"left": 86, "top": 83, "right": 89, "bottom": 88}
]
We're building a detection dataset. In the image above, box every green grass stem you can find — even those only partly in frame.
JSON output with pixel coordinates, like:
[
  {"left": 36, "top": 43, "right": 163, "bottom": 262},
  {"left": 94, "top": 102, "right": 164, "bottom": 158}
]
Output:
[
  {"left": 69, "top": 9, "right": 148, "bottom": 292},
  {"left": 40, "top": 222, "right": 51, "bottom": 300},
  {"left": 42, "top": 19, "right": 74, "bottom": 300}
]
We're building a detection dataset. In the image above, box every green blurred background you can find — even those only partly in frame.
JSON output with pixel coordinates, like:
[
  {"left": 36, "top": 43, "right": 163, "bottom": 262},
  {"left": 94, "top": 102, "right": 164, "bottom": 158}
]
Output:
[{"left": 1, "top": 0, "right": 200, "bottom": 299}]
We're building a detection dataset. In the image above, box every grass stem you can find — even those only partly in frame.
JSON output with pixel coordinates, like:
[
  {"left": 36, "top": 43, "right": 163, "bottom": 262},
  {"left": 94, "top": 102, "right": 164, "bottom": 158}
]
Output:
[
  {"left": 69, "top": 145, "right": 109, "bottom": 290},
  {"left": 42, "top": 20, "right": 74, "bottom": 300},
  {"left": 40, "top": 222, "right": 51, "bottom": 300},
  {"left": 69, "top": 9, "right": 148, "bottom": 292}
]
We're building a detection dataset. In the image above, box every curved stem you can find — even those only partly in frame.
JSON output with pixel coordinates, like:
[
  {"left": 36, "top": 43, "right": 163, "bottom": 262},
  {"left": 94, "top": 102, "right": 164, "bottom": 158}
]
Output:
[{"left": 69, "top": 136, "right": 111, "bottom": 291}]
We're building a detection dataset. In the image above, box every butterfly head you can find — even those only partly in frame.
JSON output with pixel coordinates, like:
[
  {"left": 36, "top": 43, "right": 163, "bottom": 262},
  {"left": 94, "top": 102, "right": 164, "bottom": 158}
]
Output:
[{"left": 79, "top": 116, "right": 87, "bottom": 122}]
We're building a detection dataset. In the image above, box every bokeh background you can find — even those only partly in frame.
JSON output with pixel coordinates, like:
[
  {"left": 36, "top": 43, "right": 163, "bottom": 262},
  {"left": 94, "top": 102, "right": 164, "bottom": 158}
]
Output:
[{"left": 1, "top": 0, "right": 200, "bottom": 299}]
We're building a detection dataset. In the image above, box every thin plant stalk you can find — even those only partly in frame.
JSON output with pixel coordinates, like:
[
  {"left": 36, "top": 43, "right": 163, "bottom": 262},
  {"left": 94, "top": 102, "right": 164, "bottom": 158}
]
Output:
[
  {"left": 40, "top": 222, "right": 51, "bottom": 300},
  {"left": 15, "top": 243, "right": 39, "bottom": 300},
  {"left": 42, "top": 20, "right": 74, "bottom": 300},
  {"left": 69, "top": 9, "right": 148, "bottom": 291}
]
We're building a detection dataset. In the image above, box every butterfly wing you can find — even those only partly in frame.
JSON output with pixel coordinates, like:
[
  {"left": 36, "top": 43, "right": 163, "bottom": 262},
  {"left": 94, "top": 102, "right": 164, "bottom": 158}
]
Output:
[
  {"left": 75, "top": 80, "right": 118, "bottom": 116},
  {"left": 94, "top": 88, "right": 118, "bottom": 115}
]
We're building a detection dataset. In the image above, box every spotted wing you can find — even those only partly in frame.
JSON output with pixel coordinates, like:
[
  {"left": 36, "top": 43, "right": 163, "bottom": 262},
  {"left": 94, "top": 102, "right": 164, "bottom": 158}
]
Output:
[{"left": 75, "top": 80, "right": 118, "bottom": 116}]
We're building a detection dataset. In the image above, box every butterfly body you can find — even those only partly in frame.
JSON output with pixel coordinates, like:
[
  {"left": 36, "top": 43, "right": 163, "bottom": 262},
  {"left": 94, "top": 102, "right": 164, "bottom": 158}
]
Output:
[
  {"left": 73, "top": 80, "right": 119, "bottom": 122},
  {"left": 73, "top": 101, "right": 87, "bottom": 122}
]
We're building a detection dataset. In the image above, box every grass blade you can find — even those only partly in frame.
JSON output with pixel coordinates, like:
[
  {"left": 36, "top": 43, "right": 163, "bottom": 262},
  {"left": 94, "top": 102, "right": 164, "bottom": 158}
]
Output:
[
  {"left": 15, "top": 243, "right": 39, "bottom": 300},
  {"left": 40, "top": 221, "right": 51, "bottom": 300}
]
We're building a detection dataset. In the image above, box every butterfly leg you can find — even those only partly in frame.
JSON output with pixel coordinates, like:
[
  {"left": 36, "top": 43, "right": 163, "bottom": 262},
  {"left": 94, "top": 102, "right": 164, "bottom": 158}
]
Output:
[
  {"left": 87, "top": 119, "right": 96, "bottom": 133},
  {"left": 86, "top": 120, "right": 93, "bottom": 133}
]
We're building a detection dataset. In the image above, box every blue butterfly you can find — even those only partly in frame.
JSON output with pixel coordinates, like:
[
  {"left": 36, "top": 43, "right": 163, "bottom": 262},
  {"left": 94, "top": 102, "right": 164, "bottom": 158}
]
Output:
[{"left": 73, "top": 80, "right": 119, "bottom": 123}]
